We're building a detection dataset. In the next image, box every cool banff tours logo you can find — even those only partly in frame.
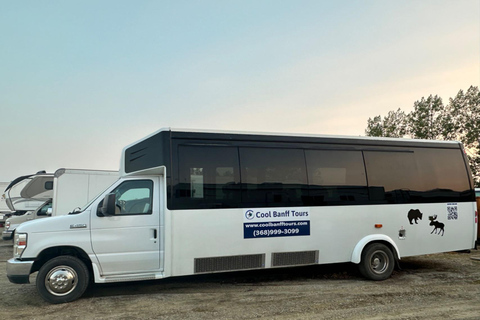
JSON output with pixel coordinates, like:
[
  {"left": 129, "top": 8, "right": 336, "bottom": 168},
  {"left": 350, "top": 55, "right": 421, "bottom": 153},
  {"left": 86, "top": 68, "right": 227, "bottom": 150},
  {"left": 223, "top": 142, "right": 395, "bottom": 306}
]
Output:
[
  {"left": 243, "top": 207, "right": 310, "bottom": 223},
  {"left": 243, "top": 207, "right": 311, "bottom": 239},
  {"left": 245, "top": 210, "right": 255, "bottom": 220}
]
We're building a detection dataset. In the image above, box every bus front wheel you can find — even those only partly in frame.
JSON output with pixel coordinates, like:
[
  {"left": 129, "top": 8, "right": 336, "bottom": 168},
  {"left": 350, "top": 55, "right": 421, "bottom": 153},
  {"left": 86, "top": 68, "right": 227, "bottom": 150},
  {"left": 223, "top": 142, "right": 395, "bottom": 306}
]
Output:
[
  {"left": 359, "top": 243, "right": 394, "bottom": 281},
  {"left": 36, "top": 255, "right": 90, "bottom": 304}
]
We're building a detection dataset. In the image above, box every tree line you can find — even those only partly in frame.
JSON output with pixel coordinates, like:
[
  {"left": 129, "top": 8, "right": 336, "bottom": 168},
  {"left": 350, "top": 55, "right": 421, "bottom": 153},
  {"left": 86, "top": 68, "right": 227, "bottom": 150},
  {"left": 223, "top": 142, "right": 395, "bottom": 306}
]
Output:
[{"left": 365, "top": 85, "right": 480, "bottom": 187}]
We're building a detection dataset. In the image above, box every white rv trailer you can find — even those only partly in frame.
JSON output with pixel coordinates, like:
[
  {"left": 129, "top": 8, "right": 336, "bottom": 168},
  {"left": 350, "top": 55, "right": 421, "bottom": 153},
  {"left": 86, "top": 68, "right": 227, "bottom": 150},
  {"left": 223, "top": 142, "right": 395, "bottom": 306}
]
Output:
[
  {"left": 7, "top": 128, "right": 477, "bottom": 304},
  {"left": 51, "top": 168, "right": 119, "bottom": 217},
  {"left": 0, "top": 181, "right": 13, "bottom": 225},
  {"left": 2, "top": 169, "right": 118, "bottom": 240},
  {"left": 3, "top": 172, "right": 54, "bottom": 213},
  {"left": 1, "top": 182, "right": 13, "bottom": 211}
]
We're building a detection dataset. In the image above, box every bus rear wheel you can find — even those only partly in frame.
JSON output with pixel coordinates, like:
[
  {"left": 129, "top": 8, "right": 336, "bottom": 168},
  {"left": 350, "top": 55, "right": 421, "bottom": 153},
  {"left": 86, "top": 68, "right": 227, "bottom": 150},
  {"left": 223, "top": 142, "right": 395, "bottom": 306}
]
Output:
[{"left": 359, "top": 243, "right": 394, "bottom": 281}]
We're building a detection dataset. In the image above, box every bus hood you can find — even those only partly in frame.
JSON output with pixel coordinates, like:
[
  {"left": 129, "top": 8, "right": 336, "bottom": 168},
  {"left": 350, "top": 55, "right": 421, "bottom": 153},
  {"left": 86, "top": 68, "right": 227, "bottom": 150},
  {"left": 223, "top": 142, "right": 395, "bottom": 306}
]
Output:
[{"left": 16, "top": 211, "right": 89, "bottom": 234}]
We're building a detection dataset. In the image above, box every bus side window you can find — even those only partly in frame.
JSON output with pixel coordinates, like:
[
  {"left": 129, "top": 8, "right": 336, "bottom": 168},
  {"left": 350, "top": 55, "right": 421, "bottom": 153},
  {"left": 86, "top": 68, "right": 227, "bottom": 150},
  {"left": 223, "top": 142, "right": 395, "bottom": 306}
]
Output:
[
  {"left": 363, "top": 148, "right": 472, "bottom": 203},
  {"left": 239, "top": 147, "right": 308, "bottom": 206},
  {"left": 305, "top": 150, "right": 369, "bottom": 205},
  {"left": 176, "top": 146, "right": 241, "bottom": 209},
  {"left": 363, "top": 151, "right": 418, "bottom": 204}
]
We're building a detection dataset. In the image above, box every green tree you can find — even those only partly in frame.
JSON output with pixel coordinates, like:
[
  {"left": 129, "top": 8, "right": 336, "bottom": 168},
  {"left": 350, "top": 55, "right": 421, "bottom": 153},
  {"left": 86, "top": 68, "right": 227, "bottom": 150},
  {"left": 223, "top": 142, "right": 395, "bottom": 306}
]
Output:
[
  {"left": 383, "top": 109, "right": 407, "bottom": 138},
  {"left": 365, "top": 115, "right": 383, "bottom": 137},
  {"left": 365, "top": 109, "right": 407, "bottom": 138},
  {"left": 407, "top": 95, "right": 444, "bottom": 140}
]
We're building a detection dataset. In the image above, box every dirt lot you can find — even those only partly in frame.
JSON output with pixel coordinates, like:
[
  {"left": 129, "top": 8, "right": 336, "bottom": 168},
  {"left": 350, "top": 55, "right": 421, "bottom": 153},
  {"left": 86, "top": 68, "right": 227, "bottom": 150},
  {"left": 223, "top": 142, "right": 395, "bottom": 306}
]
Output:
[{"left": 1, "top": 228, "right": 480, "bottom": 320}]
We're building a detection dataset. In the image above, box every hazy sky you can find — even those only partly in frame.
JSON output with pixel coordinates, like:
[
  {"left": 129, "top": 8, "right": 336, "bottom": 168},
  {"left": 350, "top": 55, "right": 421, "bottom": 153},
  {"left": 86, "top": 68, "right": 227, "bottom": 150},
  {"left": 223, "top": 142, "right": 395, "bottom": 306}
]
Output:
[{"left": 1, "top": 1, "right": 479, "bottom": 182}]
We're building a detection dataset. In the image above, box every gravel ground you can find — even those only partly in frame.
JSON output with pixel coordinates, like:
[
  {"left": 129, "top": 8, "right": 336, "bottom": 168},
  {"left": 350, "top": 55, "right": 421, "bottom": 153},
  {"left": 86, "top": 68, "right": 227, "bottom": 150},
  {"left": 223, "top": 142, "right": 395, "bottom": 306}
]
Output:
[{"left": 1, "top": 227, "right": 480, "bottom": 319}]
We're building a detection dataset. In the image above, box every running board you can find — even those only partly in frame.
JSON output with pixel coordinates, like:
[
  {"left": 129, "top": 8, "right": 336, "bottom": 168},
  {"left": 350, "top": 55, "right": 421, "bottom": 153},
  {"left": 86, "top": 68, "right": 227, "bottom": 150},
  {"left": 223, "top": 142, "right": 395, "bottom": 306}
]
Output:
[{"left": 102, "top": 273, "right": 157, "bottom": 283}]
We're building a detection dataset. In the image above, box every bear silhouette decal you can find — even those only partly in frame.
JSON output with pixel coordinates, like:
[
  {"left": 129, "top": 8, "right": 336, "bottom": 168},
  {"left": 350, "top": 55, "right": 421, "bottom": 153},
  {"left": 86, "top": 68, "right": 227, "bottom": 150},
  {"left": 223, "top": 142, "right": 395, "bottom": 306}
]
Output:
[{"left": 407, "top": 209, "right": 423, "bottom": 224}]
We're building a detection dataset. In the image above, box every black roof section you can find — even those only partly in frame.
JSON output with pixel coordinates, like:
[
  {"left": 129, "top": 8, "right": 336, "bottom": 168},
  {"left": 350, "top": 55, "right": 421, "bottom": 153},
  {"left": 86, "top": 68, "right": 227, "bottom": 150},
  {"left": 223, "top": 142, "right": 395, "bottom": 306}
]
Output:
[{"left": 167, "top": 128, "right": 461, "bottom": 149}]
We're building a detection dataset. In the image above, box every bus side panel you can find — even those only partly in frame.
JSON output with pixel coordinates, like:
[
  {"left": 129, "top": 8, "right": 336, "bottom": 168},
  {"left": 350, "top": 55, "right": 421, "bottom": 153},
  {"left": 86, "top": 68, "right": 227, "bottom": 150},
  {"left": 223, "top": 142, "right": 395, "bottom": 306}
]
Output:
[{"left": 168, "top": 201, "right": 476, "bottom": 277}]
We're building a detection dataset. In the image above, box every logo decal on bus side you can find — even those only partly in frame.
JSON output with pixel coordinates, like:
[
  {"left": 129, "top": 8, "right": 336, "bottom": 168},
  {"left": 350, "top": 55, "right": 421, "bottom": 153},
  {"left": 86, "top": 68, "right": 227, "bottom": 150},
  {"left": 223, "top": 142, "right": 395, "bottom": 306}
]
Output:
[
  {"left": 243, "top": 207, "right": 310, "bottom": 239},
  {"left": 245, "top": 210, "right": 255, "bottom": 220}
]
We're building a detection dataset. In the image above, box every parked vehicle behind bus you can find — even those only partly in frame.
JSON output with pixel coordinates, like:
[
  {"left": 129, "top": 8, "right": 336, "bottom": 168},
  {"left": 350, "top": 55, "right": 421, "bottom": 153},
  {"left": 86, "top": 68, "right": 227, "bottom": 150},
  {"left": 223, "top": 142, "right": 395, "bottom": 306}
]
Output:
[
  {"left": 3, "top": 171, "right": 53, "bottom": 216},
  {"left": 0, "top": 181, "right": 14, "bottom": 227},
  {"left": 2, "top": 169, "right": 118, "bottom": 240},
  {"left": 2, "top": 200, "right": 51, "bottom": 240},
  {"left": 6, "top": 128, "right": 477, "bottom": 304}
]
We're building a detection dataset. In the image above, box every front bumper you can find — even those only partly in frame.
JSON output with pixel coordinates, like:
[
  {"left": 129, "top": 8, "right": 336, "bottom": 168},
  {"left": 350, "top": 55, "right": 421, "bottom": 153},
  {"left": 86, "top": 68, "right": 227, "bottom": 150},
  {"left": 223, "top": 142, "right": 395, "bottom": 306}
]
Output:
[
  {"left": 2, "top": 230, "right": 13, "bottom": 240},
  {"left": 6, "top": 258, "right": 34, "bottom": 284}
]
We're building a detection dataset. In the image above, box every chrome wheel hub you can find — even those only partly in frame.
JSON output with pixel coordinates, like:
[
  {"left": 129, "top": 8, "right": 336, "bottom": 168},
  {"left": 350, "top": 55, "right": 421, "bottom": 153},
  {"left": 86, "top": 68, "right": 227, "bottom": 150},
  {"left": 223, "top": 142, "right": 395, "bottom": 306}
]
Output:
[{"left": 45, "top": 266, "right": 78, "bottom": 296}]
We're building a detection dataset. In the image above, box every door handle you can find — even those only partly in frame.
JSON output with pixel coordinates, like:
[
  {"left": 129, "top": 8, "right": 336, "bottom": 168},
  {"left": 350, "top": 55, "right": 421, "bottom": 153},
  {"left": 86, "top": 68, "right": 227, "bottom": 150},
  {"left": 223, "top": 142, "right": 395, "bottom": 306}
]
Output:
[{"left": 153, "top": 229, "right": 157, "bottom": 239}]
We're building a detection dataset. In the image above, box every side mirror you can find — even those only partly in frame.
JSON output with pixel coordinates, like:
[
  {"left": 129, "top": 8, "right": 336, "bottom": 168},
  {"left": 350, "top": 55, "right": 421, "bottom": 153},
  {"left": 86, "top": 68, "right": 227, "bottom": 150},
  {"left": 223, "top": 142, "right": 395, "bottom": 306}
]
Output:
[
  {"left": 101, "top": 193, "right": 116, "bottom": 216},
  {"left": 46, "top": 208, "right": 53, "bottom": 216}
]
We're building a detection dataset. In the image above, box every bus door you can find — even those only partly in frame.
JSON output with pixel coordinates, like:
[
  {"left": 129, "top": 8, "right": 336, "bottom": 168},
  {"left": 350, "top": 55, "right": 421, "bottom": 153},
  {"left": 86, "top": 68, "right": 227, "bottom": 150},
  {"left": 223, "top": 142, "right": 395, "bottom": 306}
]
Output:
[{"left": 91, "top": 177, "right": 162, "bottom": 275}]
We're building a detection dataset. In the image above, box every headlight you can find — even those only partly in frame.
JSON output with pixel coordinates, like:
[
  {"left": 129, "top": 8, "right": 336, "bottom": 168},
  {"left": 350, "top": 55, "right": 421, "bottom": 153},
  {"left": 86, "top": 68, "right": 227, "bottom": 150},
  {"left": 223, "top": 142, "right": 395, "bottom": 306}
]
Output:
[
  {"left": 5, "top": 221, "right": 10, "bottom": 230},
  {"left": 14, "top": 233, "right": 27, "bottom": 258}
]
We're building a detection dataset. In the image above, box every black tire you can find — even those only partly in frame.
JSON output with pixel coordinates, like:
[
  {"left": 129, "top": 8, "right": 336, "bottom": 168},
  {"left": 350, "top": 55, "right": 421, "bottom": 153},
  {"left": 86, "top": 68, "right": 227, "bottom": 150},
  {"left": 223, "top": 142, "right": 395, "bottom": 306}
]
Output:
[
  {"left": 359, "top": 243, "right": 394, "bottom": 281},
  {"left": 36, "top": 256, "right": 90, "bottom": 304}
]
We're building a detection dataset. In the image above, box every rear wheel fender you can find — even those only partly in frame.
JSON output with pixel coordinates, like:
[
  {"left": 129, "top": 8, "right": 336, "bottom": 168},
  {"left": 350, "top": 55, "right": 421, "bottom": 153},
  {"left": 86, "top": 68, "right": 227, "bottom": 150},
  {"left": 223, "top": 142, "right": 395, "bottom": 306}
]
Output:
[{"left": 351, "top": 234, "right": 400, "bottom": 264}]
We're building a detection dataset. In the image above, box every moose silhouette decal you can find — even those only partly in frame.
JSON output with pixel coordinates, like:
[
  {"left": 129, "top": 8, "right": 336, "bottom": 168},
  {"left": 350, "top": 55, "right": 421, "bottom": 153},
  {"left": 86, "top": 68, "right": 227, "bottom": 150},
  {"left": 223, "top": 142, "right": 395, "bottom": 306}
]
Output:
[{"left": 428, "top": 215, "right": 445, "bottom": 236}]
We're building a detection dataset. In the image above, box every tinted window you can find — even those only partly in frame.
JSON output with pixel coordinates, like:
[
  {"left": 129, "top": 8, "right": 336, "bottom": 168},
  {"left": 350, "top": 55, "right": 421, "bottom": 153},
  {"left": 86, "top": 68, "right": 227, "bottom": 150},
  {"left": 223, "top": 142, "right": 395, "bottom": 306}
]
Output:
[
  {"left": 170, "top": 144, "right": 473, "bottom": 209},
  {"left": 37, "top": 201, "right": 52, "bottom": 216},
  {"left": 364, "top": 151, "right": 419, "bottom": 203},
  {"left": 305, "top": 150, "right": 369, "bottom": 205},
  {"left": 414, "top": 148, "right": 472, "bottom": 202},
  {"left": 415, "top": 148, "right": 470, "bottom": 192},
  {"left": 239, "top": 147, "right": 307, "bottom": 206},
  {"left": 175, "top": 146, "right": 240, "bottom": 208},
  {"left": 364, "top": 148, "right": 472, "bottom": 203}
]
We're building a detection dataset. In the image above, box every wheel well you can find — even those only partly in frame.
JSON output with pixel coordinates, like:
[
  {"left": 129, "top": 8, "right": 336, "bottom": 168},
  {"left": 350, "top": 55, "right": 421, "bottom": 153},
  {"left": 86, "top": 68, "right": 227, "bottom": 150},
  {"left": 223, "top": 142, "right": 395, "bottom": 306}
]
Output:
[
  {"left": 31, "top": 246, "right": 93, "bottom": 275},
  {"left": 364, "top": 240, "right": 400, "bottom": 265},
  {"left": 352, "top": 234, "right": 401, "bottom": 264}
]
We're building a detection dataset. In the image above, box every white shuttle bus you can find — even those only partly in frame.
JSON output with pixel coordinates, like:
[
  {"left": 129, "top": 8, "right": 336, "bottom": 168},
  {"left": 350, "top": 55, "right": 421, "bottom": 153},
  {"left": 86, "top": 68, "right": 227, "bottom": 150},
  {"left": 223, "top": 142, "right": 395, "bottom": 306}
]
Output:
[{"left": 7, "top": 128, "right": 478, "bottom": 303}]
